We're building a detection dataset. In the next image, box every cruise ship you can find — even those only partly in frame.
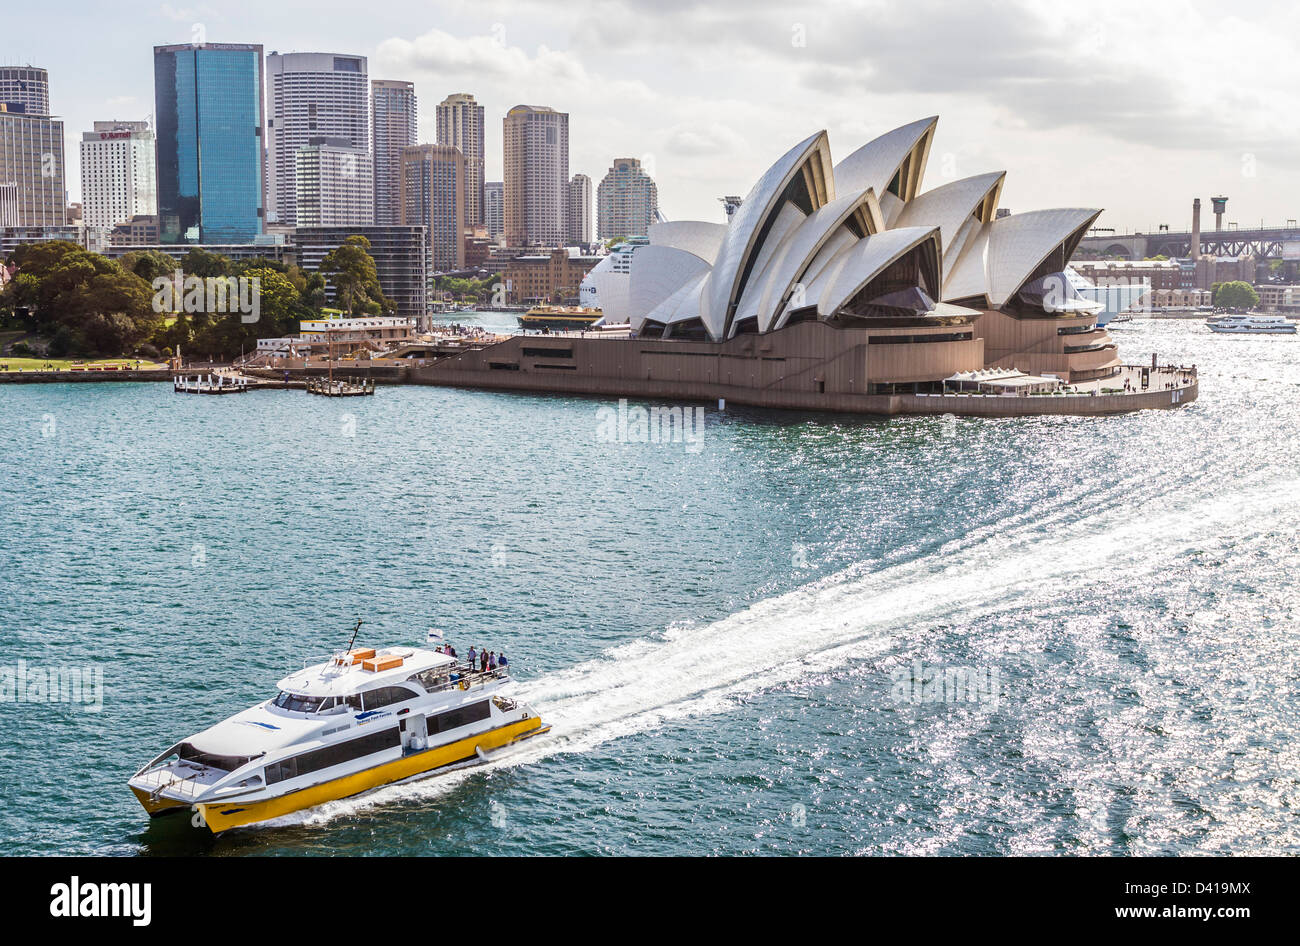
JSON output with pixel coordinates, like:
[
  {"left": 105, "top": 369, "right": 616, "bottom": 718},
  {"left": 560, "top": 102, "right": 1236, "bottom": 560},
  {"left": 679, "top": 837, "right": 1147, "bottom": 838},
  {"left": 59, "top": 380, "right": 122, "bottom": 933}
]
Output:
[
  {"left": 129, "top": 644, "right": 548, "bottom": 833},
  {"left": 1064, "top": 266, "right": 1148, "bottom": 327},
  {"left": 1207, "top": 314, "right": 1296, "bottom": 334}
]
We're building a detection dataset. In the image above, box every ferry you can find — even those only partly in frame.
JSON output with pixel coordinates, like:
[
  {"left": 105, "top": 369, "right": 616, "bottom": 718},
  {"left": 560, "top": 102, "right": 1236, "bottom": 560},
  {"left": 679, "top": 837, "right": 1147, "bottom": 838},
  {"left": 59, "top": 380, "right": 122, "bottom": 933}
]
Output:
[
  {"left": 128, "top": 639, "right": 548, "bottom": 833},
  {"left": 1207, "top": 314, "right": 1296, "bottom": 334},
  {"left": 518, "top": 304, "right": 602, "bottom": 332}
]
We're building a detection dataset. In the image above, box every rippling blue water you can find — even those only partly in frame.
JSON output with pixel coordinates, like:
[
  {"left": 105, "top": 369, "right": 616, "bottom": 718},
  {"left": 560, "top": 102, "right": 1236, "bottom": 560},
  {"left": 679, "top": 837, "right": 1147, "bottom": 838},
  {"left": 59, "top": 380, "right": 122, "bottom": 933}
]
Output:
[{"left": 1, "top": 319, "right": 1297, "bottom": 856}]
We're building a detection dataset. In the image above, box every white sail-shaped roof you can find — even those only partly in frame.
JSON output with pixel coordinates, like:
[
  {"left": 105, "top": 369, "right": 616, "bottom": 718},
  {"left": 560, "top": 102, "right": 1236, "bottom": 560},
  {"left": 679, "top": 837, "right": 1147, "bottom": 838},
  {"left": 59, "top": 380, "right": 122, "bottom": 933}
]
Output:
[
  {"left": 727, "top": 202, "right": 808, "bottom": 333},
  {"left": 944, "top": 208, "right": 1102, "bottom": 307},
  {"left": 624, "top": 118, "right": 1102, "bottom": 337},
  {"left": 648, "top": 221, "right": 727, "bottom": 265},
  {"left": 985, "top": 208, "right": 1100, "bottom": 305},
  {"left": 893, "top": 171, "right": 1005, "bottom": 266},
  {"left": 833, "top": 117, "right": 936, "bottom": 227},
  {"left": 700, "top": 130, "right": 834, "bottom": 340},
  {"left": 942, "top": 223, "right": 991, "bottom": 303},
  {"left": 799, "top": 226, "right": 941, "bottom": 317},
  {"left": 627, "top": 246, "right": 713, "bottom": 327},
  {"left": 640, "top": 272, "right": 709, "bottom": 331},
  {"left": 733, "top": 188, "right": 883, "bottom": 334}
]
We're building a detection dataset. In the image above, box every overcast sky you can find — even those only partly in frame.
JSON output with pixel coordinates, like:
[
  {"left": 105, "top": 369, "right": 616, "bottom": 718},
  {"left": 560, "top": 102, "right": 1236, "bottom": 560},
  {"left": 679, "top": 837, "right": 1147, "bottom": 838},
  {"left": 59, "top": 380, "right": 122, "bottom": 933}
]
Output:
[{"left": 6, "top": 0, "right": 1296, "bottom": 234}]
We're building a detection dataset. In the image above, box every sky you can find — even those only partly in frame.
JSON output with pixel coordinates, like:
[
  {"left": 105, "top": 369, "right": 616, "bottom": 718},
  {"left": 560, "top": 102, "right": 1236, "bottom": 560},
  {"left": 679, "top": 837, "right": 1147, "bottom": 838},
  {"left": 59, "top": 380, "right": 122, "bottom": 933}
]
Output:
[{"left": 6, "top": 0, "right": 1298, "bottom": 234}]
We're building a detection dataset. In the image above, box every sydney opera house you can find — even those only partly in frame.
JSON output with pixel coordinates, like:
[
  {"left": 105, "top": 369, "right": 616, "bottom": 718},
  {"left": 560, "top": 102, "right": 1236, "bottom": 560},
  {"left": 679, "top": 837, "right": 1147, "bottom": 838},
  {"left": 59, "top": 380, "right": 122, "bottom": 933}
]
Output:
[{"left": 415, "top": 117, "right": 1196, "bottom": 414}]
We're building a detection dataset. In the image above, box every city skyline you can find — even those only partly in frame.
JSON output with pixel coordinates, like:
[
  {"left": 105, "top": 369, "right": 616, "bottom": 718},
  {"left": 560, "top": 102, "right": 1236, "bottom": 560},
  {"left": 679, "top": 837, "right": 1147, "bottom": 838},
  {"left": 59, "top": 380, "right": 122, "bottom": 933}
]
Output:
[{"left": 2, "top": 0, "right": 1297, "bottom": 234}]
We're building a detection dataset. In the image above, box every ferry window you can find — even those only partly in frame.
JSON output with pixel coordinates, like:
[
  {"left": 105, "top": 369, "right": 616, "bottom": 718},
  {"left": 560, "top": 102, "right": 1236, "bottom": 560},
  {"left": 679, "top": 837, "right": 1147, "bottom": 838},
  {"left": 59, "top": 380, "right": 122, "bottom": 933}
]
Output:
[
  {"left": 361, "top": 685, "right": 421, "bottom": 710},
  {"left": 265, "top": 727, "right": 400, "bottom": 784},
  {"left": 427, "top": 700, "right": 491, "bottom": 735},
  {"left": 273, "top": 691, "right": 327, "bottom": 713},
  {"left": 177, "top": 743, "right": 255, "bottom": 773}
]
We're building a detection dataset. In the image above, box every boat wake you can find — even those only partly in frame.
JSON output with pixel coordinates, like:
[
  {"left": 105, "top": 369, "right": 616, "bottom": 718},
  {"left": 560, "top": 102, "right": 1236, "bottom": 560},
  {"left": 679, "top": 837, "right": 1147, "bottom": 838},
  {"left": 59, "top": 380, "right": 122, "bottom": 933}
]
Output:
[{"left": 268, "top": 475, "right": 1300, "bottom": 831}]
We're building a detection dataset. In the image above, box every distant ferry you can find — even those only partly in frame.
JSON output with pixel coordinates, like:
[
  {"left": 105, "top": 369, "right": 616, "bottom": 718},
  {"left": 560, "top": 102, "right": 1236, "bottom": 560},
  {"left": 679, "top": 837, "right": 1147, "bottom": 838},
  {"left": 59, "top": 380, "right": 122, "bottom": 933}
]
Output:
[
  {"left": 129, "top": 642, "right": 548, "bottom": 833},
  {"left": 518, "top": 305, "right": 603, "bottom": 332},
  {"left": 1207, "top": 314, "right": 1296, "bottom": 334}
]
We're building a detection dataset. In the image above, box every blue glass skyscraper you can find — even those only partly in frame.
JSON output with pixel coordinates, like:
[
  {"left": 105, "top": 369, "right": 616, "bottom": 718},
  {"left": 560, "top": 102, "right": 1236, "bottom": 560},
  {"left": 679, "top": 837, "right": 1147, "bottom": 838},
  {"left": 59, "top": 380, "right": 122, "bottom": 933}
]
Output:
[{"left": 154, "top": 43, "right": 265, "bottom": 244}]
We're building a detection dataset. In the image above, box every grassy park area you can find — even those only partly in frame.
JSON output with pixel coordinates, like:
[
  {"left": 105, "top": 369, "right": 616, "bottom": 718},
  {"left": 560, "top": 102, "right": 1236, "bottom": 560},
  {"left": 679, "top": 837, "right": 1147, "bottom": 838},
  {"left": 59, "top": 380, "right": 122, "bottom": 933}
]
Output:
[{"left": 0, "top": 356, "right": 166, "bottom": 372}]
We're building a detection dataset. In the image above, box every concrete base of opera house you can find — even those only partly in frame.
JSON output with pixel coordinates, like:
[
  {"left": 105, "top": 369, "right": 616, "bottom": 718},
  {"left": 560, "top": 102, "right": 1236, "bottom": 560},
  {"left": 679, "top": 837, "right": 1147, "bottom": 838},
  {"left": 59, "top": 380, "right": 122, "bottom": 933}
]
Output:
[{"left": 407, "top": 321, "right": 1197, "bottom": 417}]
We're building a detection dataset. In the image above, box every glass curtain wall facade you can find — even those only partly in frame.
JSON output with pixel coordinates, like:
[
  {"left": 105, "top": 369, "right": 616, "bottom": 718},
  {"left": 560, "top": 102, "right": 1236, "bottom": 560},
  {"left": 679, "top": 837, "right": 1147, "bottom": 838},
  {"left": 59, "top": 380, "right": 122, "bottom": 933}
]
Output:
[{"left": 154, "top": 43, "right": 264, "bottom": 243}]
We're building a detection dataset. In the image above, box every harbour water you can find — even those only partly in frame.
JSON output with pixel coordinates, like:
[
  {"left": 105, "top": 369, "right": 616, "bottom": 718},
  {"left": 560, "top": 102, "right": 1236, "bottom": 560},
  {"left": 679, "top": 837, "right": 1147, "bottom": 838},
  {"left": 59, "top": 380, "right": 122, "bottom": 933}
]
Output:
[{"left": 1, "top": 319, "right": 1298, "bottom": 856}]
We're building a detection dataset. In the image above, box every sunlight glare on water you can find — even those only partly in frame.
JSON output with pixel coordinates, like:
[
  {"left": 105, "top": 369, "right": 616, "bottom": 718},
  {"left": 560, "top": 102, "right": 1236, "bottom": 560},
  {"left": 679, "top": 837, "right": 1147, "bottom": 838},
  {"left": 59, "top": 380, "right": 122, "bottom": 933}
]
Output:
[{"left": 1, "top": 319, "right": 1298, "bottom": 855}]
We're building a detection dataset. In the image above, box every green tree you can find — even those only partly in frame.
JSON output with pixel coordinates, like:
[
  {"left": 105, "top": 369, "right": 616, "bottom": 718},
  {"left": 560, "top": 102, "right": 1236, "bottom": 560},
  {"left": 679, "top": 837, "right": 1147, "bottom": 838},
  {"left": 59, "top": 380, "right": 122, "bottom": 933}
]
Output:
[
  {"left": 244, "top": 266, "right": 303, "bottom": 339},
  {"left": 1213, "top": 281, "right": 1259, "bottom": 309},
  {"left": 0, "top": 272, "right": 42, "bottom": 330},
  {"left": 119, "top": 249, "right": 178, "bottom": 283},
  {"left": 0, "top": 242, "right": 159, "bottom": 355},
  {"left": 319, "top": 235, "right": 392, "bottom": 314},
  {"left": 180, "top": 247, "right": 233, "bottom": 278},
  {"left": 6, "top": 240, "right": 81, "bottom": 274}
]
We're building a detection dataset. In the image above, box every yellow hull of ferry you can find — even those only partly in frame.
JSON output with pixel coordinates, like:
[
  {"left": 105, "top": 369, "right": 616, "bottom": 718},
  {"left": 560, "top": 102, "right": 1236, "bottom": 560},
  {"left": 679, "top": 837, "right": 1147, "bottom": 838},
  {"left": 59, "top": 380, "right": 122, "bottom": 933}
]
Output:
[
  {"left": 193, "top": 717, "right": 547, "bottom": 833},
  {"left": 131, "top": 787, "right": 189, "bottom": 817}
]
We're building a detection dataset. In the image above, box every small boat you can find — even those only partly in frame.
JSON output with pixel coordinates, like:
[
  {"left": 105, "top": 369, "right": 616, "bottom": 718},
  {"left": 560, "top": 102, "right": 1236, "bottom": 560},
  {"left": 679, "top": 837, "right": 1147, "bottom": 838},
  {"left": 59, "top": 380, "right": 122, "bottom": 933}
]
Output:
[
  {"left": 1207, "top": 314, "right": 1296, "bottom": 334},
  {"left": 518, "top": 305, "right": 602, "bottom": 332},
  {"left": 129, "top": 629, "right": 546, "bottom": 833}
]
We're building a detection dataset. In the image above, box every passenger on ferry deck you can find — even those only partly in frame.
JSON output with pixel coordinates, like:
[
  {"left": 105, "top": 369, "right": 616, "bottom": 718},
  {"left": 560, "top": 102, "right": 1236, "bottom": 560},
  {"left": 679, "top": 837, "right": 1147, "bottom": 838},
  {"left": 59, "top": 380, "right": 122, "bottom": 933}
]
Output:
[{"left": 468, "top": 646, "right": 477, "bottom": 668}]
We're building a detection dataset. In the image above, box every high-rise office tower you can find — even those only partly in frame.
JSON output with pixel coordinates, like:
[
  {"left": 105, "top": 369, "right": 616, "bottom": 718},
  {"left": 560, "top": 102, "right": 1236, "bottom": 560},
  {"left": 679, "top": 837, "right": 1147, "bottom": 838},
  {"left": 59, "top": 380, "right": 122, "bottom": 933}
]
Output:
[
  {"left": 435, "top": 93, "right": 485, "bottom": 228},
  {"left": 295, "top": 138, "right": 374, "bottom": 227},
  {"left": 0, "top": 104, "right": 64, "bottom": 227},
  {"left": 0, "top": 65, "right": 62, "bottom": 228},
  {"left": 0, "top": 66, "right": 50, "bottom": 115},
  {"left": 566, "top": 173, "right": 592, "bottom": 245},
  {"left": 503, "top": 105, "right": 568, "bottom": 246},
  {"left": 401, "top": 143, "right": 465, "bottom": 273},
  {"left": 266, "top": 52, "right": 368, "bottom": 226},
  {"left": 372, "top": 79, "right": 417, "bottom": 226},
  {"left": 154, "top": 43, "right": 265, "bottom": 244},
  {"left": 484, "top": 181, "right": 504, "bottom": 240},
  {"left": 597, "top": 157, "right": 658, "bottom": 241},
  {"left": 79, "top": 121, "right": 157, "bottom": 229}
]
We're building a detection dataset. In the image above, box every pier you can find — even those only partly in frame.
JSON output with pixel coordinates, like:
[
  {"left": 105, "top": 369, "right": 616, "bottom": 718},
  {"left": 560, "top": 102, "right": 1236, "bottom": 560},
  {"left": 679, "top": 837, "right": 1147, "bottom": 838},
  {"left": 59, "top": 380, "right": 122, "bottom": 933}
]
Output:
[
  {"left": 173, "top": 373, "right": 252, "bottom": 394},
  {"left": 304, "top": 375, "right": 375, "bottom": 397}
]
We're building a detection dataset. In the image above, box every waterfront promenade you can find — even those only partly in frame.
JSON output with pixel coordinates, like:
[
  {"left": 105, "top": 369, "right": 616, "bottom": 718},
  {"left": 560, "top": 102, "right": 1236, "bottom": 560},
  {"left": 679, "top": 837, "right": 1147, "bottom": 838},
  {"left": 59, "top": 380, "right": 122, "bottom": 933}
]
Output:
[{"left": 0, "top": 350, "right": 1198, "bottom": 416}]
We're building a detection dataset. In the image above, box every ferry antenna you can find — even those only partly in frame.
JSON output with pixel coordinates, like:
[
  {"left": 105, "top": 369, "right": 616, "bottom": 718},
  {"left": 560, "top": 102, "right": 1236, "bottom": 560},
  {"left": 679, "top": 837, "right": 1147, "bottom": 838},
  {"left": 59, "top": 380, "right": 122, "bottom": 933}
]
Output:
[{"left": 343, "top": 618, "right": 364, "bottom": 656}]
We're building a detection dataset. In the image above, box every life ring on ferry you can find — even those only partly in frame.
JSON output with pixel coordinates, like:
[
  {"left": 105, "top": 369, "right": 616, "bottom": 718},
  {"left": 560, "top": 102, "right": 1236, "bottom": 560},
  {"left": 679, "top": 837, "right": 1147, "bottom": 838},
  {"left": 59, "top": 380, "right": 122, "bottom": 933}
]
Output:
[{"left": 459, "top": 680, "right": 470, "bottom": 691}]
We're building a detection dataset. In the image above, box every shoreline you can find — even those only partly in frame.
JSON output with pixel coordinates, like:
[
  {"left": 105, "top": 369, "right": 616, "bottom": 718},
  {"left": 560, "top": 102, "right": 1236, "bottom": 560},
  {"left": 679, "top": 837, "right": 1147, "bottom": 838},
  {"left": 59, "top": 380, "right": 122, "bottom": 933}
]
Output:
[
  {"left": 0, "top": 367, "right": 174, "bottom": 383},
  {"left": 0, "top": 360, "right": 1198, "bottom": 416}
]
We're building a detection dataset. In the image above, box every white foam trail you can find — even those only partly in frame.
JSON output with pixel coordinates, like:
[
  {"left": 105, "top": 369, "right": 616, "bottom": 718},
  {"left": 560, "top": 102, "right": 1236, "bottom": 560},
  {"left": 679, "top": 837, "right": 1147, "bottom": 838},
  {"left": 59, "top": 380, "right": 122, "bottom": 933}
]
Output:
[{"left": 263, "top": 478, "right": 1300, "bottom": 830}]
